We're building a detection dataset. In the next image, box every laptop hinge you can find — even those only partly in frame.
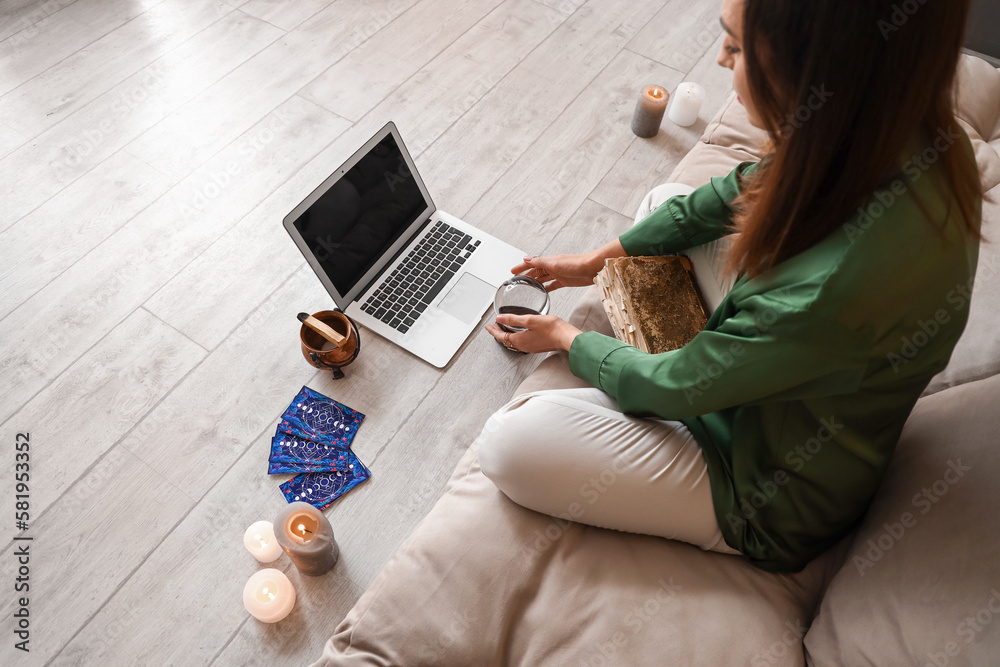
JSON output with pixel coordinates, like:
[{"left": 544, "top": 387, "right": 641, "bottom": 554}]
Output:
[{"left": 353, "top": 217, "right": 434, "bottom": 302}]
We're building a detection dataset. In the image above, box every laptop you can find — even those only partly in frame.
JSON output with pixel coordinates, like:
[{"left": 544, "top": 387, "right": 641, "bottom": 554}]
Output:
[{"left": 283, "top": 122, "right": 524, "bottom": 368}]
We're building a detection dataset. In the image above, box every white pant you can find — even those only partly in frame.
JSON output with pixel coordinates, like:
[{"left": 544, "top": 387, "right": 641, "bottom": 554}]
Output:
[{"left": 478, "top": 184, "right": 740, "bottom": 555}]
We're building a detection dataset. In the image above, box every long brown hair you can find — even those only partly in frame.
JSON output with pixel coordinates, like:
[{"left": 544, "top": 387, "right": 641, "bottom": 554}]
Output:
[{"left": 728, "top": 0, "right": 982, "bottom": 277}]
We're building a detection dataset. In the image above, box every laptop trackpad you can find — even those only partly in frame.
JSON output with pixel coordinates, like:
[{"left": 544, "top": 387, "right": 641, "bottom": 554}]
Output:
[{"left": 438, "top": 273, "right": 495, "bottom": 325}]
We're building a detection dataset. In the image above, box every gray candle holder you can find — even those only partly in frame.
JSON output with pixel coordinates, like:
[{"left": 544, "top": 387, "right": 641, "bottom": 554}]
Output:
[
  {"left": 274, "top": 502, "right": 340, "bottom": 576},
  {"left": 631, "top": 85, "right": 669, "bottom": 138}
]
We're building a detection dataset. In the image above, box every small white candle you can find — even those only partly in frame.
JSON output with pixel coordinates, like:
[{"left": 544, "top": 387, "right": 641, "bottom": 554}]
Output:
[
  {"left": 668, "top": 82, "right": 706, "bottom": 127},
  {"left": 243, "top": 521, "right": 282, "bottom": 563},
  {"left": 243, "top": 568, "right": 296, "bottom": 623}
]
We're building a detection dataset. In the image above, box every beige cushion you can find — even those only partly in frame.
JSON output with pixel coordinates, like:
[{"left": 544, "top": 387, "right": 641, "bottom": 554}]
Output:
[
  {"left": 314, "top": 289, "right": 851, "bottom": 666},
  {"left": 804, "top": 373, "right": 1000, "bottom": 665}
]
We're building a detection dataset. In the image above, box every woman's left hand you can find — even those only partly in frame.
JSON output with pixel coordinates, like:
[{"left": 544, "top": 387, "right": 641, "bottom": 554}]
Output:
[{"left": 484, "top": 314, "right": 583, "bottom": 354}]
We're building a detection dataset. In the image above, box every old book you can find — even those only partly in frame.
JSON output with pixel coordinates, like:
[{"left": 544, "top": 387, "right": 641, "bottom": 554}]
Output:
[{"left": 594, "top": 256, "right": 708, "bottom": 354}]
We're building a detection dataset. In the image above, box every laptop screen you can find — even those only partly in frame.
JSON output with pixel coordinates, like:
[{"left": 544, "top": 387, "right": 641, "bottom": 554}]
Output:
[{"left": 291, "top": 132, "right": 428, "bottom": 296}]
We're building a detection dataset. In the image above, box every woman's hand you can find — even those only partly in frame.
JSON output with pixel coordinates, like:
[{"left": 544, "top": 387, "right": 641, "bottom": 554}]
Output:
[
  {"left": 512, "top": 239, "right": 627, "bottom": 292},
  {"left": 485, "top": 314, "right": 582, "bottom": 354}
]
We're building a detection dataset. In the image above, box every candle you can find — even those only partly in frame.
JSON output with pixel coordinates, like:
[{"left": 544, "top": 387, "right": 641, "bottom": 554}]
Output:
[
  {"left": 243, "top": 568, "right": 295, "bottom": 623},
  {"left": 243, "top": 521, "right": 282, "bottom": 563},
  {"left": 631, "top": 85, "right": 669, "bottom": 138},
  {"left": 668, "top": 82, "right": 706, "bottom": 127},
  {"left": 273, "top": 502, "right": 340, "bottom": 576}
]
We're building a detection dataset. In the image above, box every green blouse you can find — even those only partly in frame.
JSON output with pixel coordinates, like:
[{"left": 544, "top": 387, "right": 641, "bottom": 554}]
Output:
[{"left": 569, "top": 138, "right": 981, "bottom": 572}]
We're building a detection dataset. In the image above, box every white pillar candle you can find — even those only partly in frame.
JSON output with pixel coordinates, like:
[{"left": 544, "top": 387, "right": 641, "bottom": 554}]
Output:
[
  {"left": 243, "top": 521, "right": 282, "bottom": 563},
  {"left": 668, "top": 82, "right": 706, "bottom": 127},
  {"left": 243, "top": 568, "right": 295, "bottom": 623},
  {"left": 631, "top": 85, "right": 669, "bottom": 138}
]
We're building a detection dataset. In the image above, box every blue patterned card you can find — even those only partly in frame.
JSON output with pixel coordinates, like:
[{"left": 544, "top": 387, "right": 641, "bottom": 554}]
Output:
[
  {"left": 279, "top": 450, "right": 371, "bottom": 510},
  {"left": 269, "top": 431, "right": 351, "bottom": 468},
  {"left": 279, "top": 386, "right": 365, "bottom": 449}
]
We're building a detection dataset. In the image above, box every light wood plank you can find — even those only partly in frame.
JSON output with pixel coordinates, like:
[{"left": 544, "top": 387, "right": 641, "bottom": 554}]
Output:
[
  {"left": 0, "top": 0, "right": 174, "bottom": 97},
  {"left": 122, "top": 0, "right": 421, "bottom": 181},
  {"left": 0, "top": 12, "right": 94, "bottom": 97},
  {"left": 0, "top": 9, "right": 282, "bottom": 228},
  {"left": 0, "top": 0, "right": 77, "bottom": 43},
  {"left": 299, "top": 0, "right": 505, "bottom": 122},
  {"left": 0, "top": 150, "right": 173, "bottom": 320},
  {"left": 465, "top": 49, "right": 683, "bottom": 246},
  {"left": 238, "top": 0, "right": 335, "bottom": 32},
  {"left": 0, "top": 96, "right": 349, "bottom": 426},
  {"left": 0, "top": 0, "right": 235, "bottom": 154},
  {"left": 589, "top": 32, "right": 736, "bottom": 217},
  {"left": 328, "top": 0, "right": 567, "bottom": 158},
  {"left": 415, "top": 0, "right": 667, "bottom": 221},
  {"left": 143, "top": 139, "right": 344, "bottom": 351},
  {"left": 0, "top": 308, "right": 205, "bottom": 540},
  {"left": 537, "top": 0, "right": 587, "bottom": 14},
  {"left": 627, "top": 0, "right": 723, "bottom": 74},
  {"left": 0, "top": 445, "right": 194, "bottom": 665}
]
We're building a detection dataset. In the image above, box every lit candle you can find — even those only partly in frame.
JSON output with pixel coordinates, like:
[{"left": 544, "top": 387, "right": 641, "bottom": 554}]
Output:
[
  {"left": 668, "top": 82, "right": 706, "bottom": 127},
  {"left": 243, "top": 521, "right": 282, "bottom": 563},
  {"left": 243, "top": 568, "right": 295, "bottom": 623},
  {"left": 631, "top": 85, "right": 669, "bottom": 138},
  {"left": 274, "top": 502, "right": 339, "bottom": 576}
]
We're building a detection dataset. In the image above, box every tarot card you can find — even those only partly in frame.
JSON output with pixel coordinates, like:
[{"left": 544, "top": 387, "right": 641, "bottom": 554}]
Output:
[
  {"left": 279, "top": 386, "right": 365, "bottom": 448},
  {"left": 269, "top": 431, "right": 350, "bottom": 468},
  {"left": 279, "top": 450, "right": 371, "bottom": 510}
]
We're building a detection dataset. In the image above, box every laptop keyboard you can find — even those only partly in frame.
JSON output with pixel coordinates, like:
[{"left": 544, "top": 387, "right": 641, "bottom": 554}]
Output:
[{"left": 361, "top": 220, "right": 481, "bottom": 334}]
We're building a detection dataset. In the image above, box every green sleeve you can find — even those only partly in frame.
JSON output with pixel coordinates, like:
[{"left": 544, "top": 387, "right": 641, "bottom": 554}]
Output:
[
  {"left": 569, "top": 294, "right": 868, "bottom": 420},
  {"left": 619, "top": 161, "right": 757, "bottom": 256}
]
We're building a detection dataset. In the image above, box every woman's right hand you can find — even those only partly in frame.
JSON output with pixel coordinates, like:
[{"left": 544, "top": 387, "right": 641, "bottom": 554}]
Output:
[
  {"left": 512, "top": 254, "right": 601, "bottom": 292},
  {"left": 512, "top": 239, "right": 627, "bottom": 292}
]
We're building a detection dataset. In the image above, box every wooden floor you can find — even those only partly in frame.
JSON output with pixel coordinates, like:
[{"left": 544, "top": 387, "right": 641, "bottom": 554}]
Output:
[{"left": 0, "top": 0, "right": 730, "bottom": 664}]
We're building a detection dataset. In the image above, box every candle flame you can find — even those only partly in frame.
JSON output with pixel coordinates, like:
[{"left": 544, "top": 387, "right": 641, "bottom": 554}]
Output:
[
  {"left": 298, "top": 523, "right": 306, "bottom": 535},
  {"left": 651, "top": 88, "right": 662, "bottom": 99},
  {"left": 262, "top": 586, "right": 276, "bottom": 601},
  {"left": 255, "top": 534, "right": 267, "bottom": 548}
]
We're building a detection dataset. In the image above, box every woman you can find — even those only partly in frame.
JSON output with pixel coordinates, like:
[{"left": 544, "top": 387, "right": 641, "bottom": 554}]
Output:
[{"left": 480, "top": 0, "right": 982, "bottom": 572}]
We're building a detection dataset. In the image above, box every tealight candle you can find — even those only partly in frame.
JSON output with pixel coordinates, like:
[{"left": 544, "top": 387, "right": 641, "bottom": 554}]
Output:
[
  {"left": 668, "top": 82, "right": 706, "bottom": 127},
  {"left": 274, "top": 502, "right": 339, "bottom": 576},
  {"left": 243, "top": 568, "right": 295, "bottom": 623},
  {"left": 243, "top": 521, "right": 282, "bottom": 563},
  {"left": 631, "top": 85, "right": 669, "bottom": 138}
]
